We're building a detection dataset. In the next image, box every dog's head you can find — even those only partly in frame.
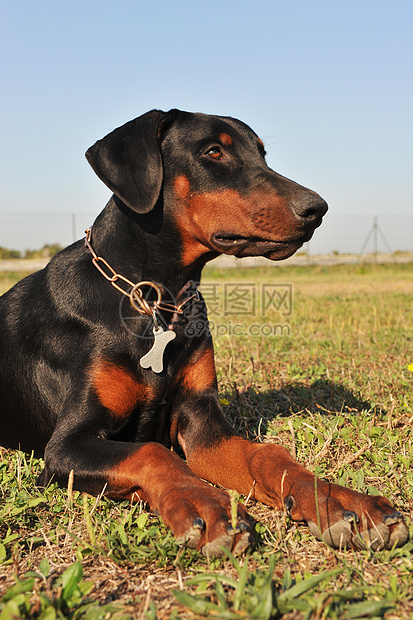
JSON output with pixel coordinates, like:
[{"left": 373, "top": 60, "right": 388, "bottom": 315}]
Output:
[{"left": 86, "top": 109, "right": 327, "bottom": 266}]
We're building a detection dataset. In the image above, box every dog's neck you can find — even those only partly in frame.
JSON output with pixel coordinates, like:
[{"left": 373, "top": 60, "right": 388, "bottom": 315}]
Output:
[{"left": 88, "top": 197, "right": 212, "bottom": 297}]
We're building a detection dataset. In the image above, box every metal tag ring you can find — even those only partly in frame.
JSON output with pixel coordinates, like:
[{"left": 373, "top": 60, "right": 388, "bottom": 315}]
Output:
[{"left": 129, "top": 281, "right": 162, "bottom": 315}]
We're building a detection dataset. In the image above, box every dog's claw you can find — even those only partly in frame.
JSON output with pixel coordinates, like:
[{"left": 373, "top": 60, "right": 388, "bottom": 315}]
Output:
[
  {"left": 201, "top": 518, "right": 254, "bottom": 558},
  {"left": 176, "top": 517, "right": 205, "bottom": 548},
  {"left": 193, "top": 517, "right": 205, "bottom": 529},
  {"left": 382, "top": 511, "right": 409, "bottom": 548},
  {"left": 343, "top": 510, "right": 359, "bottom": 523},
  {"left": 383, "top": 511, "right": 402, "bottom": 526},
  {"left": 388, "top": 519, "right": 409, "bottom": 549},
  {"left": 232, "top": 527, "right": 254, "bottom": 555},
  {"left": 227, "top": 518, "right": 250, "bottom": 535},
  {"left": 284, "top": 495, "right": 295, "bottom": 516}
]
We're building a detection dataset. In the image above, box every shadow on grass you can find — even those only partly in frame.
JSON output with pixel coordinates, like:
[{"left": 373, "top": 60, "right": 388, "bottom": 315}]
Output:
[{"left": 222, "top": 378, "right": 374, "bottom": 435}]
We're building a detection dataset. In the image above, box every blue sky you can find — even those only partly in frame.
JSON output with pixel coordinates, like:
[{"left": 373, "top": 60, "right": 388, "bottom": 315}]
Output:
[{"left": 1, "top": 0, "right": 412, "bottom": 254}]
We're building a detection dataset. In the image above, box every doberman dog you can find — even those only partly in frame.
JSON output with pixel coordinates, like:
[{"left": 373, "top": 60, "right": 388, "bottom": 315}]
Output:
[{"left": 0, "top": 109, "right": 408, "bottom": 555}]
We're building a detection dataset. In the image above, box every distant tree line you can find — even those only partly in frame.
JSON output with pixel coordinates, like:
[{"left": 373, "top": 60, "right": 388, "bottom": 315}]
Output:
[{"left": 0, "top": 243, "right": 63, "bottom": 260}]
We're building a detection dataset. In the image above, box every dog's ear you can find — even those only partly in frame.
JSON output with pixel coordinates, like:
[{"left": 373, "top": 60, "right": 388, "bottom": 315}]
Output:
[{"left": 86, "top": 109, "right": 172, "bottom": 213}]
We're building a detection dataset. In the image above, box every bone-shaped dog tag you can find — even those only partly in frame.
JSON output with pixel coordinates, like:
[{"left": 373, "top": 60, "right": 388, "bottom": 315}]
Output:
[{"left": 139, "top": 326, "right": 176, "bottom": 373}]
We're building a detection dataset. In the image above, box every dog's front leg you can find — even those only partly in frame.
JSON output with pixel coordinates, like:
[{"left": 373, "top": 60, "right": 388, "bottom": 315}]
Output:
[
  {"left": 179, "top": 427, "right": 409, "bottom": 551},
  {"left": 172, "top": 378, "right": 408, "bottom": 552},
  {"left": 38, "top": 425, "right": 253, "bottom": 557}
]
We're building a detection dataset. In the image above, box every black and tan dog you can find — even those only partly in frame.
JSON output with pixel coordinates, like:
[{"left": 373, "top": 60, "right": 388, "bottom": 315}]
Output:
[{"left": 0, "top": 109, "right": 407, "bottom": 554}]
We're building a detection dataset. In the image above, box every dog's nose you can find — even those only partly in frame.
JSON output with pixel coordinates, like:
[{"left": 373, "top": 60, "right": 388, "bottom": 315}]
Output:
[{"left": 292, "top": 194, "right": 328, "bottom": 222}]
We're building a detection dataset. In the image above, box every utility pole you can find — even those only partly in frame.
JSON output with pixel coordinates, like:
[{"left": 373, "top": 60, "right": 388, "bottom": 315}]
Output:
[{"left": 358, "top": 217, "right": 394, "bottom": 264}]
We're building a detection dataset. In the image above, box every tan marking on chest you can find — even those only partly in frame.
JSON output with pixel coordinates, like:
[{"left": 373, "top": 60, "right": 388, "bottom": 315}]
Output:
[
  {"left": 180, "top": 345, "right": 217, "bottom": 393},
  {"left": 92, "top": 361, "right": 153, "bottom": 419}
]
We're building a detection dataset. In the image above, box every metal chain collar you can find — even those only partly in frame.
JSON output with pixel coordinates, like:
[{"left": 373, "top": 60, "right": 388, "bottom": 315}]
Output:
[{"left": 84, "top": 227, "right": 198, "bottom": 319}]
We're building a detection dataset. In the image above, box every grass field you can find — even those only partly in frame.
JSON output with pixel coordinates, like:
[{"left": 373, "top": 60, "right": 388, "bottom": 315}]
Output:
[{"left": 1, "top": 262, "right": 412, "bottom": 619}]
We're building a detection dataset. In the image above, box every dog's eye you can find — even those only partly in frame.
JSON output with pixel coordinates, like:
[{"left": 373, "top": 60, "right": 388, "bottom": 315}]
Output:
[{"left": 205, "top": 147, "right": 223, "bottom": 160}]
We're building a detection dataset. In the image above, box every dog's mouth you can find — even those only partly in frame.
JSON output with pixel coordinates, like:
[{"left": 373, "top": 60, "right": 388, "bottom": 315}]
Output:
[{"left": 211, "top": 230, "right": 314, "bottom": 260}]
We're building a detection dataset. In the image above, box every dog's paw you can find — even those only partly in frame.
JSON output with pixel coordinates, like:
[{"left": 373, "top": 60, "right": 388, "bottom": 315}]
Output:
[
  {"left": 350, "top": 509, "right": 408, "bottom": 551},
  {"left": 196, "top": 518, "right": 253, "bottom": 557},
  {"left": 160, "top": 484, "right": 254, "bottom": 556},
  {"left": 285, "top": 487, "right": 409, "bottom": 551}
]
